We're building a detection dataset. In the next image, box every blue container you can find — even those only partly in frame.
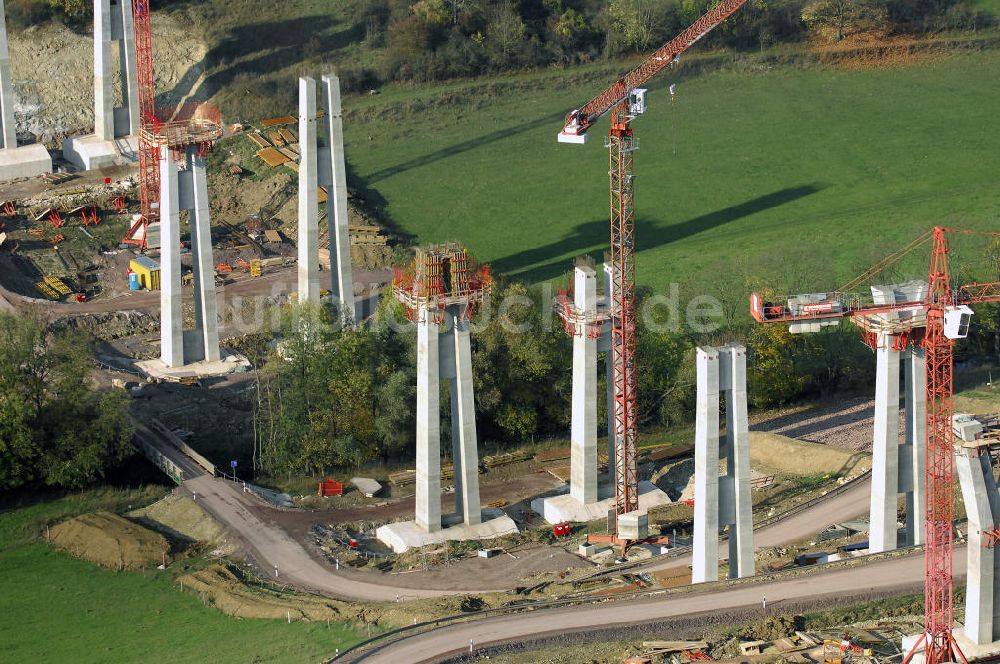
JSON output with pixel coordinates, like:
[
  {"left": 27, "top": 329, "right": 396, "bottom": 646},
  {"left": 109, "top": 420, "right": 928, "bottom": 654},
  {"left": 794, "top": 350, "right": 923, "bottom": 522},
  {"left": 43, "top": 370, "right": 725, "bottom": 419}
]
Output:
[{"left": 128, "top": 271, "right": 140, "bottom": 291}]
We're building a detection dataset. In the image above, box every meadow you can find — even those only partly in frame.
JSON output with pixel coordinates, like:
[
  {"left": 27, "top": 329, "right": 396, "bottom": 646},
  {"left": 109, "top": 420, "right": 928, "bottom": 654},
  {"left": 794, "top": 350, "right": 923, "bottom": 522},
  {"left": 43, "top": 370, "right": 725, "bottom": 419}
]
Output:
[
  {"left": 342, "top": 47, "right": 1000, "bottom": 307},
  {"left": 0, "top": 489, "right": 360, "bottom": 663}
]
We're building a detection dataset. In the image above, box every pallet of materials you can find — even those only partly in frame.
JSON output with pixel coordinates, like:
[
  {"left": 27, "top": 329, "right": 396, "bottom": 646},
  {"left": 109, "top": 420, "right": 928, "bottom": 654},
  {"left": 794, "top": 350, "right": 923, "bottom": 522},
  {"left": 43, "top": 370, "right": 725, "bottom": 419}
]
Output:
[
  {"left": 277, "top": 127, "right": 297, "bottom": 144},
  {"left": 256, "top": 147, "right": 289, "bottom": 167},
  {"left": 277, "top": 147, "right": 299, "bottom": 161},
  {"left": 43, "top": 275, "right": 72, "bottom": 295},
  {"left": 248, "top": 132, "right": 271, "bottom": 148},
  {"left": 482, "top": 451, "right": 532, "bottom": 468},
  {"left": 260, "top": 115, "right": 295, "bottom": 128},
  {"left": 349, "top": 225, "right": 388, "bottom": 246},
  {"left": 34, "top": 281, "right": 59, "bottom": 300}
]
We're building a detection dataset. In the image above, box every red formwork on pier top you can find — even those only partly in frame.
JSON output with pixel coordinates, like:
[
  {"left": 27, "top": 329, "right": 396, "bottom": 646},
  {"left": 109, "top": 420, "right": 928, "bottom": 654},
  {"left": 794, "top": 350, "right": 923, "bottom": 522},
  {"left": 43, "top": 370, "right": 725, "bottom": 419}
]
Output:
[{"left": 392, "top": 243, "right": 491, "bottom": 322}]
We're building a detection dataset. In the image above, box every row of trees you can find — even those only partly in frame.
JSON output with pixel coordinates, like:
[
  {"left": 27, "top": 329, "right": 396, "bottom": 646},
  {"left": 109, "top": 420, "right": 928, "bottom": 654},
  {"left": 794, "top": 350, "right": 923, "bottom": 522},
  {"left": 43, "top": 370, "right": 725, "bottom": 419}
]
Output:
[
  {"left": 336, "top": 0, "right": 993, "bottom": 90},
  {"left": 250, "top": 278, "right": 885, "bottom": 479},
  {"left": 0, "top": 314, "right": 133, "bottom": 491}
]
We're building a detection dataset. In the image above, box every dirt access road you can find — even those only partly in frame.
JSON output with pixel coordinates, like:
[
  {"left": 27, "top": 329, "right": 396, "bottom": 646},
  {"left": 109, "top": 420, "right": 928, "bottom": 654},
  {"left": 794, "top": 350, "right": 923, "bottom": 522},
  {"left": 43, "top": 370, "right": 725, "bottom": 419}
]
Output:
[
  {"left": 145, "top": 419, "right": 873, "bottom": 601},
  {"left": 357, "top": 550, "right": 945, "bottom": 663}
]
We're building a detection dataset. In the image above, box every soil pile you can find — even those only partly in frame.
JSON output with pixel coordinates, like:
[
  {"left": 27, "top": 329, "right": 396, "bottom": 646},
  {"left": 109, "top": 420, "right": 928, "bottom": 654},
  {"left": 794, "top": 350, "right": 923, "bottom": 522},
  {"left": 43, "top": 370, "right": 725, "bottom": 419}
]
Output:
[
  {"left": 50, "top": 511, "right": 168, "bottom": 570},
  {"left": 749, "top": 432, "right": 870, "bottom": 478},
  {"left": 178, "top": 565, "right": 351, "bottom": 621},
  {"left": 130, "top": 493, "right": 227, "bottom": 548}
]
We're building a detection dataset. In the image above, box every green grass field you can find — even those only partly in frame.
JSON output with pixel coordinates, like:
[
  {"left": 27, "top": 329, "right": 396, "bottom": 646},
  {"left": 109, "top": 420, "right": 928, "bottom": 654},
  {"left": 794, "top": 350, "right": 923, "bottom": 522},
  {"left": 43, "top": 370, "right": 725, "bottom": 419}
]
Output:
[
  {"left": 343, "top": 49, "right": 1000, "bottom": 303},
  {"left": 0, "top": 489, "right": 360, "bottom": 663}
]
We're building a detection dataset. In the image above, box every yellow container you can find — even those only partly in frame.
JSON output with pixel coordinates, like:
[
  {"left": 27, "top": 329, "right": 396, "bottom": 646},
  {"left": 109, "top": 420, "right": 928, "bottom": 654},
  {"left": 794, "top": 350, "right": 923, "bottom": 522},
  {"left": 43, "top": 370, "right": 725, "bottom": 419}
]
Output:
[{"left": 129, "top": 256, "right": 161, "bottom": 290}]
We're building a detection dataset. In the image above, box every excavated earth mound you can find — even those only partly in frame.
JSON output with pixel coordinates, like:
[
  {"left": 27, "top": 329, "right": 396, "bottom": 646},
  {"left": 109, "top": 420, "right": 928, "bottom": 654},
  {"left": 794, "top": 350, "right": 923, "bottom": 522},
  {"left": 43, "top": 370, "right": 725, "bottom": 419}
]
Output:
[
  {"left": 749, "top": 431, "right": 870, "bottom": 478},
  {"left": 178, "top": 565, "right": 353, "bottom": 621},
  {"left": 50, "top": 511, "right": 169, "bottom": 570},
  {"left": 130, "top": 493, "right": 227, "bottom": 548}
]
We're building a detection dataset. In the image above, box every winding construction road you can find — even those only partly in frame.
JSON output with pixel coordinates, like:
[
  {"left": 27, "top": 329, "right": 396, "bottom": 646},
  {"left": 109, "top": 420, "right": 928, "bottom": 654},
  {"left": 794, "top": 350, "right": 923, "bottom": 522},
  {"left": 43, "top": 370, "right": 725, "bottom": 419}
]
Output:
[
  {"left": 141, "top": 423, "right": 876, "bottom": 601},
  {"left": 358, "top": 550, "right": 947, "bottom": 663}
]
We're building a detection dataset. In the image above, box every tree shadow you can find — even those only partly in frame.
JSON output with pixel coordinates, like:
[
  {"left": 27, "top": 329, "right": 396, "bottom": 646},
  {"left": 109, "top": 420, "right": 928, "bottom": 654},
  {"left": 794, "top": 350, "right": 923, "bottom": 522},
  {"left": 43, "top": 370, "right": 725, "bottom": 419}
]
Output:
[
  {"left": 493, "top": 183, "right": 827, "bottom": 283},
  {"left": 159, "top": 15, "right": 359, "bottom": 108},
  {"left": 365, "top": 110, "right": 567, "bottom": 184}
]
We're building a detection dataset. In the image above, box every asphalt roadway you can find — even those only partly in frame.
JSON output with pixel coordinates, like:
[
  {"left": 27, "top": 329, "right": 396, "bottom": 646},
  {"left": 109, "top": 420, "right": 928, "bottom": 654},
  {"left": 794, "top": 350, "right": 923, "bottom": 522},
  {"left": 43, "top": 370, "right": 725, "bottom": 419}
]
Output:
[{"left": 358, "top": 550, "right": 950, "bottom": 663}]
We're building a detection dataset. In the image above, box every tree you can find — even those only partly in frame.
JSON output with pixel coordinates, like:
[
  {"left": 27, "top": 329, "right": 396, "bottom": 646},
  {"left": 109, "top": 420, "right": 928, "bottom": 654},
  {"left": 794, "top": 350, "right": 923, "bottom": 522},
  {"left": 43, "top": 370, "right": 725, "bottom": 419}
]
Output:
[
  {"left": 609, "top": 0, "right": 667, "bottom": 53},
  {"left": 486, "top": 0, "right": 527, "bottom": 60},
  {"left": 0, "top": 313, "right": 132, "bottom": 490},
  {"left": 801, "top": 0, "right": 888, "bottom": 41}
]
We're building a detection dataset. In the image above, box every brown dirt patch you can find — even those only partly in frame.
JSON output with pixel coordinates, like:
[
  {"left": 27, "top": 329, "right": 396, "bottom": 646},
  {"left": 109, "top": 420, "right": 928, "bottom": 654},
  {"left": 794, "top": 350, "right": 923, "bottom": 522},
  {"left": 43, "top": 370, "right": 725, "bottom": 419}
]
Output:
[
  {"left": 749, "top": 432, "right": 870, "bottom": 478},
  {"left": 808, "top": 34, "right": 942, "bottom": 71},
  {"left": 50, "top": 511, "right": 169, "bottom": 570},
  {"left": 178, "top": 565, "right": 354, "bottom": 621}
]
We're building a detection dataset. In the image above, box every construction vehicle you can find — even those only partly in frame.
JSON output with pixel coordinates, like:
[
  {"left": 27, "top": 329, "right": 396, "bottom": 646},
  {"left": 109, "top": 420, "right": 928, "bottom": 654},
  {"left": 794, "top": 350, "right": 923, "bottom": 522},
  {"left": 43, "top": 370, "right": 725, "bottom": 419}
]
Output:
[
  {"left": 558, "top": 0, "right": 748, "bottom": 552},
  {"left": 751, "top": 227, "right": 1000, "bottom": 664}
]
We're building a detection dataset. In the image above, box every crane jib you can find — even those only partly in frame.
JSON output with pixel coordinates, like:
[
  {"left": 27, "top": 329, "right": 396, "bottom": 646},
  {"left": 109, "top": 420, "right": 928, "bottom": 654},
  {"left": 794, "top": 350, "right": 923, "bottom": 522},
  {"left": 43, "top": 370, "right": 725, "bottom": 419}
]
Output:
[{"left": 559, "top": 0, "right": 748, "bottom": 139}]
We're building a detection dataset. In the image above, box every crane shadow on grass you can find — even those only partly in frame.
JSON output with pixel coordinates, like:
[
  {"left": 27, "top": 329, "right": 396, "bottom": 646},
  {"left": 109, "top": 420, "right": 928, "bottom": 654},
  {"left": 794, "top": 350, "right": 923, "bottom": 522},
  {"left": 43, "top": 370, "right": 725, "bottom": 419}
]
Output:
[
  {"left": 494, "top": 183, "right": 827, "bottom": 284},
  {"left": 365, "top": 111, "right": 567, "bottom": 184}
]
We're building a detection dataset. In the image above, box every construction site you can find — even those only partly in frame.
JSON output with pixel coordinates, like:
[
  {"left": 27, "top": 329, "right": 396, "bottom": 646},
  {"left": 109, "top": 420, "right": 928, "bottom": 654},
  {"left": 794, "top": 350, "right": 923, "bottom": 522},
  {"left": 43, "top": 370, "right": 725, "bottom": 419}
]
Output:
[{"left": 2, "top": 0, "right": 1000, "bottom": 663}]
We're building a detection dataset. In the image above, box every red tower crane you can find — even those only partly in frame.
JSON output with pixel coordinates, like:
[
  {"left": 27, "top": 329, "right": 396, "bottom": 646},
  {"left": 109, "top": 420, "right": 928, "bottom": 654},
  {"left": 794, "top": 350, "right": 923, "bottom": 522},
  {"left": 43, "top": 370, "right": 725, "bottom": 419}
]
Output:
[
  {"left": 750, "top": 226, "right": 1000, "bottom": 664},
  {"left": 122, "top": 0, "right": 159, "bottom": 251},
  {"left": 122, "top": 1, "right": 222, "bottom": 251},
  {"left": 558, "top": 0, "right": 748, "bottom": 550}
]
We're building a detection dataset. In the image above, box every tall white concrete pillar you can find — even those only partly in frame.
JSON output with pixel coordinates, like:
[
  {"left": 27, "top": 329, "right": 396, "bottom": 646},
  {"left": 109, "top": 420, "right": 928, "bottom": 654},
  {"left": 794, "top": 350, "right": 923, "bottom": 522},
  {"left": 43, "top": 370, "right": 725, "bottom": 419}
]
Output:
[
  {"left": 452, "top": 310, "right": 482, "bottom": 526},
  {"left": 0, "top": 0, "right": 16, "bottom": 151},
  {"left": 320, "top": 74, "right": 356, "bottom": 323},
  {"left": 189, "top": 151, "right": 220, "bottom": 363},
  {"left": 721, "top": 343, "right": 754, "bottom": 579},
  {"left": 693, "top": 347, "right": 720, "bottom": 583},
  {"left": 159, "top": 155, "right": 183, "bottom": 368},
  {"left": 94, "top": 0, "right": 114, "bottom": 141},
  {"left": 571, "top": 265, "right": 598, "bottom": 504},
  {"left": 297, "top": 77, "right": 320, "bottom": 304},
  {"left": 415, "top": 311, "right": 441, "bottom": 532},
  {"left": 870, "top": 333, "right": 901, "bottom": 553},
  {"left": 902, "top": 345, "right": 926, "bottom": 546},
  {"left": 956, "top": 448, "right": 1000, "bottom": 645},
  {"left": 450, "top": 379, "right": 463, "bottom": 518},
  {"left": 694, "top": 344, "right": 754, "bottom": 583},
  {"left": 116, "top": 0, "right": 139, "bottom": 137}
]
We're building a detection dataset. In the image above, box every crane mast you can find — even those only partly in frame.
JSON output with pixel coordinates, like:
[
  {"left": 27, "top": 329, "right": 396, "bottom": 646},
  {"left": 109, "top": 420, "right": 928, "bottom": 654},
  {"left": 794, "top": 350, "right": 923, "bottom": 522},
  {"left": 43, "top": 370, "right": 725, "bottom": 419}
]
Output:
[
  {"left": 560, "top": 0, "right": 748, "bottom": 549},
  {"left": 123, "top": 0, "right": 159, "bottom": 250}
]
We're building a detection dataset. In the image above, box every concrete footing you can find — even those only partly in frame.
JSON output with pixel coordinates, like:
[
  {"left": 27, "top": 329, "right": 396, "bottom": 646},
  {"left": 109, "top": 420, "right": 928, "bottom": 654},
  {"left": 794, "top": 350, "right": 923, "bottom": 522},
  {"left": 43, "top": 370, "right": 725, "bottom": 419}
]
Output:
[
  {"left": 0, "top": 144, "right": 51, "bottom": 181},
  {"left": 136, "top": 350, "right": 250, "bottom": 382},
  {"left": 692, "top": 344, "right": 754, "bottom": 583},
  {"left": 376, "top": 511, "right": 518, "bottom": 554},
  {"left": 902, "top": 628, "right": 1000, "bottom": 664},
  {"left": 531, "top": 480, "right": 672, "bottom": 524},
  {"left": 62, "top": 134, "right": 137, "bottom": 170}
]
